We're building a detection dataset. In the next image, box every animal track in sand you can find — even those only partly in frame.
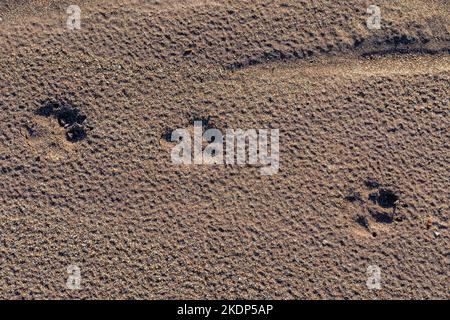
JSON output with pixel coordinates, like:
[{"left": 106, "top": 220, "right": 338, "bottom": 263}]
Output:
[
  {"left": 159, "top": 115, "right": 220, "bottom": 147},
  {"left": 346, "top": 179, "right": 404, "bottom": 237},
  {"left": 17, "top": 100, "right": 89, "bottom": 161},
  {"left": 35, "top": 100, "right": 88, "bottom": 143}
]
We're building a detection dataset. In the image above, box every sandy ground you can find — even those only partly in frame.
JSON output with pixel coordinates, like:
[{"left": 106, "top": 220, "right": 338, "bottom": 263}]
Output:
[{"left": 0, "top": 0, "right": 449, "bottom": 299}]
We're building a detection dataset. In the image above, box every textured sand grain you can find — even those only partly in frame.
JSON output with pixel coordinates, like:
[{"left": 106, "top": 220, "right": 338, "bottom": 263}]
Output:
[{"left": 0, "top": 0, "right": 449, "bottom": 299}]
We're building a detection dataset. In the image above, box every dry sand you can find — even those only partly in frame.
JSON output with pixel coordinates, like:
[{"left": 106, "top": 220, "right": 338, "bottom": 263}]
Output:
[{"left": 0, "top": 0, "right": 449, "bottom": 299}]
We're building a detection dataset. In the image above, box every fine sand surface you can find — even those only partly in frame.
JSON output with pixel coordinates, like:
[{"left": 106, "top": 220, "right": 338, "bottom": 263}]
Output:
[{"left": 0, "top": 0, "right": 448, "bottom": 299}]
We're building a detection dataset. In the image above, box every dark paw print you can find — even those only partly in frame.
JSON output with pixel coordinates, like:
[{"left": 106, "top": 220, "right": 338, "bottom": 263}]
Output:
[
  {"left": 35, "top": 100, "right": 88, "bottom": 143},
  {"left": 346, "top": 180, "right": 404, "bottom": 237}
]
